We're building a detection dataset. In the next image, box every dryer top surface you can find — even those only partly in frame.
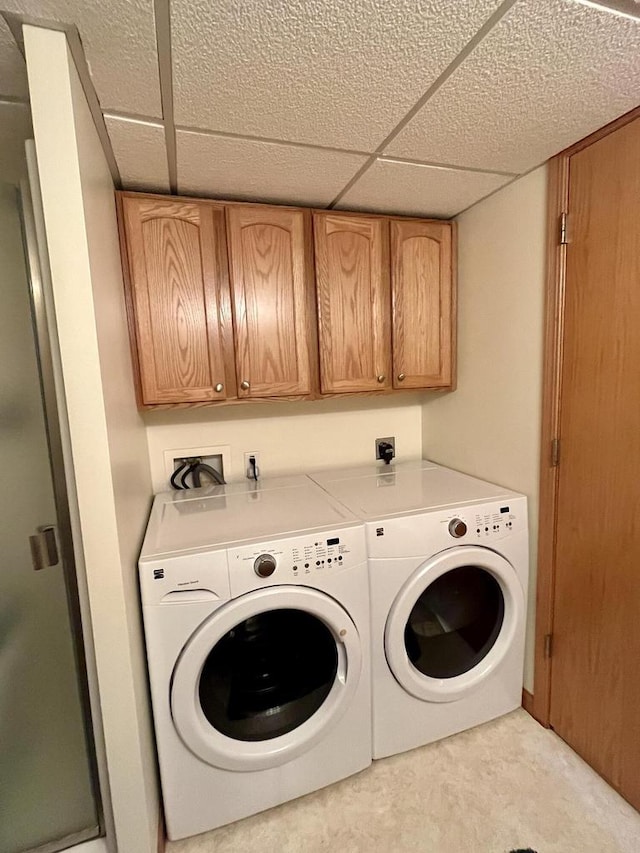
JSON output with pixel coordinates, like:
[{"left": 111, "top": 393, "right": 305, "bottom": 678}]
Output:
[
  {"left": 309, "top": 461, "right": 521, "bottom": 521},
  {"left": 140, "top": 475, "right": 361, "bottom": 559}
]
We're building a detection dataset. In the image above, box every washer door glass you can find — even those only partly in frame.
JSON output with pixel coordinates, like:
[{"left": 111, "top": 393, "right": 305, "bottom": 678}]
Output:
[
  {"left": 385, "top": 546, "right": 524, "bottom": 703},
  {"left": 404, "top": 566, "right": 504, "bottom": 679},
  {"left": 199, "top": 608, "right": 338, "bottom": 742},
  {"left": 171, "top": 585, "right": 362, "bottom": 771}
]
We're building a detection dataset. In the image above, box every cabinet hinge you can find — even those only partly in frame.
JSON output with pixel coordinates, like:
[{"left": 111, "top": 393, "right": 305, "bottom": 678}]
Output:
[
  {"left": 551, "top": 437, "right": 560, "bottom": 467},
  {"left": 559, "top": 212, "right": 568, "bottom": 245},
  {"left": 544, "top": 633, "right": 553, "bottom": 659}
]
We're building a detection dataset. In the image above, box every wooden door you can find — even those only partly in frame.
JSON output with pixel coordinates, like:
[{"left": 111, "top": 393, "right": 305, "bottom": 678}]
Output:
[
  {"left": 314, "top": 213, "right": 390, "bottom": 394},
  {"left": 226, "top": 205, "right": 316, "bottom": 398},
  {"left": 119, "top": 195, "right": 234, "bottom": 405},
  {"left": 390, "top": 220, "right": 454, "bottom": 389},
  {"left": 549, "top": 116, "right": 640, "bottom": 809}
]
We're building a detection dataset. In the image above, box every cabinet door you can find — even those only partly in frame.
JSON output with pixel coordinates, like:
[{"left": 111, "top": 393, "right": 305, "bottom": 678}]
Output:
[
  {"left": 390, "top": 220, "right": 454, "bottom": 389},
  {"left": 120, "top": 195, "right": 234, "bottom": 405},
  {"left": 226, "top": 206, "right": 315, "bottom": 398},
  {"left": 314, "top": 213, "right": 390, "bottom": 393}
]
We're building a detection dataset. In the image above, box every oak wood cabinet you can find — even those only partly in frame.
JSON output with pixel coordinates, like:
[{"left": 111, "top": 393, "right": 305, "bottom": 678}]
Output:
[
  {"left": 390, "top": 219, "right": 454, "bottom": 389},
  {"left": 226, "top": 205, "right": 317, "bottom": 399},
  {"left": 118, "top": 194, "right": 235, "bottom": 405},
  {"left": 314, "top": 213, "right": 455, "bottom": 395},
  {"left": 117, "top": 192, "right": 456, "bottom": 409},
  {"left": 314, "top": 213, "right": 391, "bottom": 393}
]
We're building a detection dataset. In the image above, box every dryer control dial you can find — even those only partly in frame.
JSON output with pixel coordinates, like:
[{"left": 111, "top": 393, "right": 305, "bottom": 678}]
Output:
[
  {"left": 448, "top": 518, "right": 467, "bottom": 538},
  {"left": 254, "top": 553, "right": 277, "bottom": 578}
]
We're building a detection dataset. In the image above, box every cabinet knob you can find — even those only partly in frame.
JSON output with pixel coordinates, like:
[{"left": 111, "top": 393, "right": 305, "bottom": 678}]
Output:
[
  {"left": 214, "top": 383, "right": 224, "bottom": 393},
  {"left": 397, "top": 373, "right": 406, "bottom": 382},
  {"left": 240, "top": 380, "right": 250, "bottom": 391},
  {"left": 376, "top": 374, "right": 385, "bottom": 384}
]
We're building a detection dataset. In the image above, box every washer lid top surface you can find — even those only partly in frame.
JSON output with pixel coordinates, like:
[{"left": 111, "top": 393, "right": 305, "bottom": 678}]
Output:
[
  {"left": 141, "top": 475, "right": 360, "bottom": 559},
  {"left": 310, "top": 461, "right": 519, "bottom": 521}
]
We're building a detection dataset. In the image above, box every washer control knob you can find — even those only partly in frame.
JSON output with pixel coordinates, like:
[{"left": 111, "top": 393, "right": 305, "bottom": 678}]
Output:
[
  {"left": 254, "top": 554, "right": 277, "bottom": 578},
  {"left": 448, "top": 518, "right": 467, "bottom": 538}
]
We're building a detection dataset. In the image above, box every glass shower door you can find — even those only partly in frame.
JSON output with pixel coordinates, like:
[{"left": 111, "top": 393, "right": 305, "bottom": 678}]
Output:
[{"left": 0, "top": 179, "right": 101, "bottom": 852}]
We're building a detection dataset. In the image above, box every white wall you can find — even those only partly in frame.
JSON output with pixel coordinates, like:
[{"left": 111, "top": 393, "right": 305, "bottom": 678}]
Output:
[
  {"left": 145, "top": 397, "right": 424, "bottom": 492},
  {"left": 25, "top": 26, "right": 158, "bottom": 853},
  {"left": 422, "top": 167, "right": 547, "bottom": 692}
]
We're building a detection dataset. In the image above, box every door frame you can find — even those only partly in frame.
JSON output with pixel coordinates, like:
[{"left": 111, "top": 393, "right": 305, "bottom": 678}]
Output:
[{"left": 533, "top": 104, "right": 640, "bottom": 726}]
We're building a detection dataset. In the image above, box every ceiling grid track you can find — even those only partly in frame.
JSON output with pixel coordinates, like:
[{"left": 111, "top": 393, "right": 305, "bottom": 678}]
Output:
[
  {"left": 173, "top": 123, "right": 374, "bottom": 159},
  {"left": 0, "top": 92, "right": 29, "bottom": 105},
  {"left": 1, "top": 11, "right": 122, "bottom": 187},
  {"left": 327, "top": 0, "right": 521, "bottom": 208},
  {"left": 154, "top": 0, "right": 178, "bottom": 194}
]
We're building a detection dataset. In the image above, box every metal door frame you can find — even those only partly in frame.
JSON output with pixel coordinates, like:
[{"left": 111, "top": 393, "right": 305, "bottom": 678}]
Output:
[{"left": 17, "top": 161, "right": 107, "bottom": 852}]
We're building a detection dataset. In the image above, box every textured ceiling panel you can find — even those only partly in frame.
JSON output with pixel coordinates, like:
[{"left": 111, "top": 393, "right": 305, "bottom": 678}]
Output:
[
  {"left": 171, "top": 0, "right": 504, "bottom": 150},
  {"left": 105, "top": 116, "right": 169, "bottom": 192},
  {"left": 176, "top": 131, "right": 368, "bottom": 206},
  {"left": 0, "top": 101, "right": 32, "bottom": 184},
  {"left": 0, "top": 18, "right": 28, "bottom": 99},
  {"left": 2, "top": 0, "right": 161, "bottom": 115},
  {"left": 337, "top": 159, "right": 512, "bottom": 217},
  {"left": 386, "top": 0, "right": 640, "bottom": 173}
]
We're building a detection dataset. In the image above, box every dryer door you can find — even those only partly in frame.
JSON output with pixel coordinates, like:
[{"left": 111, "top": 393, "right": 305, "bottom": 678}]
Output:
[
  {"left": 171, "top": 585, "right": 362, "bottom": 771},
  {"left": 385, "top": 546, "right": 524, "bottom": 703}
]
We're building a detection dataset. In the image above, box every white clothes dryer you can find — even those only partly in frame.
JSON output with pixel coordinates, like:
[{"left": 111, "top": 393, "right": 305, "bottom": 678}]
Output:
[
  {"left": 309, "top": 461, "right": 528, "bottom": 759},
  {"left": 139, "top": 476, "right": 371, "bottom": 839}
]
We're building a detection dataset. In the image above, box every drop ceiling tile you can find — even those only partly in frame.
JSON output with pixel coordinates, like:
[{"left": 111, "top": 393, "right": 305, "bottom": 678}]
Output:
[
  {"left": 0, "top": 18, "right": 28, "bottom": 99},
  {"left": 386, "top": 0, "right": 640, "bottom": 173},
  {"left": 0, "top": 101, "right": 32, "bottom": 184},
  {"left": 171, "top": 0, "right": 504, "bottom": 150},
  {"left": 2, "top": 1, "right": 160, "bottom": 115},
  {"left": 104, "top": 116, "right": 169, "bottom": 192},
  {"left": 337, "top": 159, "right": 512, "bottom": 218},
  {"left": 176, "top": 131, "right": 368, "bottom": 206}
]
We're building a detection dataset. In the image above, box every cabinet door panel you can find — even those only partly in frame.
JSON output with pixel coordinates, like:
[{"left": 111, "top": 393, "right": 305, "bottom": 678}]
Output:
[
  {"left": 391, "top": 220, "right": 453, "bottom": 388},
  {"left": 314, "top": 214, "right": 390, "bottom": 393},
  {"left": 121, "top": 197, "right": 233, "bottom": 404},
  {"left": 227, "top": 206, "right": 314, "bottom": 398}
]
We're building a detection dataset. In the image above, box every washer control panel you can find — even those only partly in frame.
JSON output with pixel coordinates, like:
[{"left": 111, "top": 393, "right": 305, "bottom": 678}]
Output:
[
  {"left": 441, "top": 501, "right": 520, "bottom": 542},
  {"left": 472, "top": 503, "right": 518, "bottom": 539},
  {"left": 228, "top": 526, "right": 366, "bottom": 595}
]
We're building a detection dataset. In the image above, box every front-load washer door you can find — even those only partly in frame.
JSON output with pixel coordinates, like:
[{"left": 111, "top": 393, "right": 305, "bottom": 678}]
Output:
[
  {"left": 171, "top": 585, "right": 362, "bottom": 771},
  {"left": 385, "top": 546, "right": 524, "bottom": 703}
]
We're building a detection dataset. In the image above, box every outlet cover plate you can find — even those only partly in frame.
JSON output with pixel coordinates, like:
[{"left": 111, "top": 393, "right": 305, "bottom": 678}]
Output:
[{"left": 375, "top": 437, "right": 396, "bottom": 461}]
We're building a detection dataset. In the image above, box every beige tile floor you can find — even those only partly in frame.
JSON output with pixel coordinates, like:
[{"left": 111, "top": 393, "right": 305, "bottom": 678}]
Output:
[{"left": 167, "top": 709, "right": 640, "bottom": 853}]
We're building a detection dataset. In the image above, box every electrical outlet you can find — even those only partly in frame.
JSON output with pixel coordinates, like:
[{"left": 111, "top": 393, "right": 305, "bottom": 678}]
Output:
[
  {"left": 375, "top": 437, "right": 396, "bottom": 463},
  {"left": 244, "top": 452, "right": 260, "bottom": 480}
]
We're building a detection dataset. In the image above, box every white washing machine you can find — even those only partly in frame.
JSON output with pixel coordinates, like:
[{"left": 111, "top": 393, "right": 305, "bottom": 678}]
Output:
[
  {"left": 139, "top": 476, "right": 371, "bottom": 840},
  {"left": 309, "top": 460, "right": 528, "bottom": 759}
]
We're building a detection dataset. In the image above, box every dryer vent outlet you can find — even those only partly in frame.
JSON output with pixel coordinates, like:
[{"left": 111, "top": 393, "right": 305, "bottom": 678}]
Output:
[{"left": 375, "top": 437, "right": 395, "bottom": 464}]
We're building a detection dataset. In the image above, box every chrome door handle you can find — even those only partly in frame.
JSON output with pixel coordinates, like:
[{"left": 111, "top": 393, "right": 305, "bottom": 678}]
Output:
[{"left": 29, "top": 525, "right": 59, "bottom": 571}]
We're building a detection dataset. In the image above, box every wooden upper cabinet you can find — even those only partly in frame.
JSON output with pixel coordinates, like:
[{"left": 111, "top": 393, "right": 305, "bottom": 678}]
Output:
[
  {"left": 117, "top": 191, "right": 456, "bottom": 408},
  {"left": 119, "top": 194, "right": 235, "bottom": 405},
  {"left": 226, "top": 205, "right": 316, "bottom": 398},
  {"left": 390, "top": 219, "right": 454, "bottom": 389},
  {"left": 314, "top": 213, "right": 391, "bottom": 393}
]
